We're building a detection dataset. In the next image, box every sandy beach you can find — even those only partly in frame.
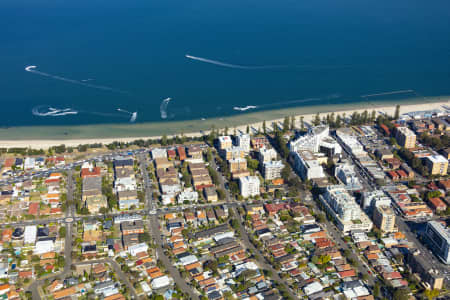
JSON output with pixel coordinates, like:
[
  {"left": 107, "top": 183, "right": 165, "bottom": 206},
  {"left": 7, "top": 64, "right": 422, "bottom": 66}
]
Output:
[{"left": 0, "top": 98, "right": 448, "bottom": 149}]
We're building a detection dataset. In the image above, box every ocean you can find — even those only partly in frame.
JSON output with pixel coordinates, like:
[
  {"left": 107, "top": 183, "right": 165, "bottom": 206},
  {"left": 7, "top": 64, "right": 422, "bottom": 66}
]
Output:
[{"left": 1, "top": 0, "right": 450, "bottom": 129}]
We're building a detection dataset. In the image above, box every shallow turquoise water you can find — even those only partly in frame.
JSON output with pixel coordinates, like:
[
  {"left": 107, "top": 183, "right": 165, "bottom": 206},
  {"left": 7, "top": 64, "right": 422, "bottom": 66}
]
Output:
[{"left": 1, "top": 0, "right": 449, "bottom": 127}]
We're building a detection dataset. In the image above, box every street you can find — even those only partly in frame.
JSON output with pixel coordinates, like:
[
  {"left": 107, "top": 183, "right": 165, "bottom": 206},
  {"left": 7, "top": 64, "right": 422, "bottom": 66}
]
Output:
[{"left": 210, "top": 155, "right": 299, "bottom": 299}]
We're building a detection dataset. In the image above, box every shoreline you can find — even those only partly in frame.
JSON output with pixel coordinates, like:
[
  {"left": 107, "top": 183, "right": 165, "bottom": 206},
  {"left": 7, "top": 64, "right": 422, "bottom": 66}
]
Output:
[{"left": 0, "top": 96, "right": 448, "bottom": 149}]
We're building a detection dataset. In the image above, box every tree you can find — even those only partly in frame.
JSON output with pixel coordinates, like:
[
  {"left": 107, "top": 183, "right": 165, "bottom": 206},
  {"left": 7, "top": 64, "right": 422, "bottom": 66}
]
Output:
[
  {"left": 300, "top": 116, "right": 305, "bottom": 131},
  {"left": 281, "top": 166, "right": 290, "bottom": 182},
  {"left": 262, "top": 120, "right": 267, "bottom": 134},
  {"left": 393, "top": 288, "right": 410, "bottom": 300},
  {"left": 424, "top": 289, "right": 440, "bottom": 300},
  {"left": 394, "top": 104, "right": 400, "bottom": 119},
  {"left": 290, "top": 115, "right": 295, "bottom": 130},
  {"left": 224, "top": 126, "right": 229, "bottom": 136},
  {"left": 427, "top": 190, "right": 442, "bottom": 200},
  {"left": 335, "top": 114, "right": 342, "bottom": 128},
  {"left": 313, "top": 113, "right": 321, "bottom": 126},
  {"left": 59, "top": 226, "right": 66, "bottom": 238},
  {"left": 247, "top": 158, "right": 259, "bottom": 171},
  {"left": 139, "top": 232, "right": 151, "bottom": 243},
  {"left": 161, "top": 134, "right": 168, "bottom": 146},
  {"left": 274, "top": 189, "right": 283, "bottom": 199},
  {"left": 318, "top": 255, "right": 331, "bottom": 265},
  {"left": 217, "top": 189, "right": 226, "bottom": 200},
  {"left": 57, "top": 255, "right": 65, "bottom": 268},
  {"left": 373, "top": 282, "right": 381, "bottom": 298},
  {"left": 246, "top": 125, "right": 250, "bottom": 134},
  {"left": 370, "top": 110, "right": 376, "bottom": 122}
]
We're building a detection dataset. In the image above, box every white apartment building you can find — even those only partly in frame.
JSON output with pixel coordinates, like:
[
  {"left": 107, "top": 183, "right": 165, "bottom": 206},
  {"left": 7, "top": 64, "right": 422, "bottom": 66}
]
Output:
[
  {"left": 151, "top": 148, "right": 167, "bottom": 159},
  {"left": 258, "top": 148, "right": 278, "bottom": 164},
  {"left": 222, "top": 146, "right": 245, "bottom": 160},
  {"left": 218, "top": 136, "right": 232, "bottom": 150},
  {"left": 236, "top": 134, "right": 251, "bottom": 153},
  {"left": 24, "top": 225, "right": 37, "bottom": 244},
  {"left": 114, "top": 177, "right": 137, "bottom": 192},
  {"left": 335, "top": 129, "right": 366, "bottom": 157},
  {"left": 289, "top": 125, "right": 330, "bottom": 153},
  {"left": 263, "top": 160, "right": 284, "bottom": 180},
  {"left": 178, "top": 189, "right": 199, "bottom": 203},
  {"left": 319, "top": 185, "right": 373, "bottom": 233},
  {"left": 335, "top": 163, "right": 362, "bottom": 191},
  {"left": 24, "top": 157, "right": 36, "bottom": 170},
  {"left": 239, "top": 176, "right": 260, "bottom": 198},
  {"left": 362, "top": 190, "right": 391, "bottom": 210},
  {"left": 292, "top": 150, "right": 325, "bottom": 181}
]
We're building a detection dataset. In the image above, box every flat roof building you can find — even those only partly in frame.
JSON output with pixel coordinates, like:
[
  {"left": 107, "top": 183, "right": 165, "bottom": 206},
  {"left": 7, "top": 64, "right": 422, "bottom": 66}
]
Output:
[
  {"left": 373, "top": 205, "right": 396, "bottom": 233},
  {"left": 335, "top": 163, "right": 362, "bottom": 191},
  {"left": 239, "top": 176, "right": 260, "bottom": 198},
  {"left": 319, "top": 185, "right": 373, "bottom": 233},
  {"left": 425, "top": 155, "right": 448, "bottom": 176},
  {"left": 263, "top": 160, "right": 284, "bottom": 180},
  {"left": 291, "top": 150, "right": 325, "bottom": 181},
  {"left": 218, "top": 136, "right": 232, "bottom": 150},
  {"left": 424, "top": 221, "right": 450, "bottom": 264},
  {"left": 395, "top": 127, "right": 416, "bottom": 149},
  {"left": 24, "top": 225, "right": 37, "bottom": 244}
]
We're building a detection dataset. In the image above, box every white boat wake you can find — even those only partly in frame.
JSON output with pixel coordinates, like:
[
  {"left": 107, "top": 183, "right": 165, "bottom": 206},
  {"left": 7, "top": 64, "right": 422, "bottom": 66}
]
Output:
[
  {"left": 233, "top": 105, "right": 258, "bottom": 111},
  {"left": 160, "top": 97, "right": 172, "bottom": 119},
  {"left": 253, "top": 93, "right": 342, "bottom": 110},
  {"left": 32, "top": 105, "right": 78, "bottom": 117},
  {"left": 117, "top": 108, "right": 138, "bottom": 123},
  {"left": 185, "top": 54, "right": 287, "bottom": 70},
  {"left": 361, "top": 90, "right": 416, "bottom": 98},
  {"left": 25, "top": 65, "right": 128, "bottom": 94}
]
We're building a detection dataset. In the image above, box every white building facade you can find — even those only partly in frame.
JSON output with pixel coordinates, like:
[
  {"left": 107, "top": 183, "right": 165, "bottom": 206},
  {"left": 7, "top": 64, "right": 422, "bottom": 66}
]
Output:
[
  {"left": 319, "top": 185, "right": 373, "bottom": 233},
  {"left": 291, "top": 150, "right": 325, "bottom": 181},
  {"left": 239, "top": 176, "right": 260, "bottom": 198}
]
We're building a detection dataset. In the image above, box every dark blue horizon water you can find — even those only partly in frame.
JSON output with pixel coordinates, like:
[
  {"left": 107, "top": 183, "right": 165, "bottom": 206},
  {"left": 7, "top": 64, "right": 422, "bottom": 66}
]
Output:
[{"left": 1, "top": 0, "right": 450, "bottom": 127}]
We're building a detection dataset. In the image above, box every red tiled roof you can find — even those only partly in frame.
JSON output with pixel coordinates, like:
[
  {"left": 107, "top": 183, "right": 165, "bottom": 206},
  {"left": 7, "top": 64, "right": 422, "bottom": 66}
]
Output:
[
  {"left": 388, "top": 171, "right": 399, "bottom": 178},
  {"left": 167, "top": 149, "right": 176, "bottom": 158},
  {"left": 50, "top": 208, "right": 62, "bottom": 214},
  {"left": 19, "top": 270, "right": 32, "bottom": 278},
  {"left": 81, "top": 167, "right": 101, "bottom": 178},
  {"left": 28, "top": 202, "right": 39, "bottom": 216},
  {"left": 383, "top": 271, "right": 402, "bottom": 280},
  {"left": 429, "top": 197, "right": 447, "bottom": 209},
  {"left": 396, "top": 170, "right": 407, "bottom": 178},
  {"left": 45, "top": 178, "right": 60, "bottom": 184},
  {"left": 3, "top": 158, "right": 15, "bottom": 168},
  {"left": 338, "top": 269, "right": 356, "bottom": 278},
  {"left": 439, "top": 179, "right": 450, "bottom": 190},
  {"left": 264, "top": 203, "right": 288, "bottom": 214}
]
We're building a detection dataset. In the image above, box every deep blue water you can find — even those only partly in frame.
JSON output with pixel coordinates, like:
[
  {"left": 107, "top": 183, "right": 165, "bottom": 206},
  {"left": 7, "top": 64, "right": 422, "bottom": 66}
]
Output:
[{"left": 1, "top": 0, "right": 450, "bottom": 126}]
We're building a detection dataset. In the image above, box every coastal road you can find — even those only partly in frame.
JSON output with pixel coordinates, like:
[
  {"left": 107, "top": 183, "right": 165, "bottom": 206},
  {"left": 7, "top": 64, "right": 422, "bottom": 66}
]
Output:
[
  {"left": 138, "top": 152, "right": 199, "bottom": 297},
  {"left": 210, "top": 152, "right": 298, "bottom": 299},
  {"left": 72, "top": 259, "right": 138, "bottom": 299},
  {"left": 396, "top": 218, "right": 450, "bottom": 280},
  {"left": 267, "top": 134, "right": 375, "bottom": 286},
  {"left": 149, "top": 215, "right": 199, "bottom": 300},
  {"left": 232, "top": 206, "right": 299, "bottom": 300},
  {"left": 137, "top": 153, "right": 155, "bottom": 212},
  {"left": 26, "top": 219, "right": 74, "bottom": 298},
  {"left": 317, "top": 209, "right": 375, "bottom": 286},
  {"left": 26, "top": 171, "right": 76, "bottom": 300}
]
